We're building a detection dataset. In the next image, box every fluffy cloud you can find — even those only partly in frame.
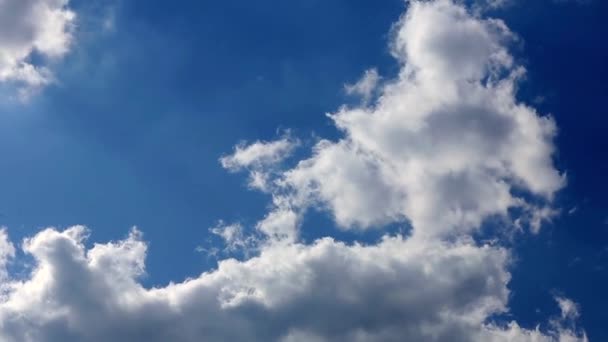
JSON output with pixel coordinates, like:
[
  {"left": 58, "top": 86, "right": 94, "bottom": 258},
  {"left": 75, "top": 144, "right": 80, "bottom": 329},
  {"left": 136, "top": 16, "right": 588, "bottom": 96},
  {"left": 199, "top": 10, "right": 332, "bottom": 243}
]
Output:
[
  {"left": 0, "top": 0, "right": 75, "bottom": 98},
  {"left": 0, "top": 0, "right": 588, "bottom": 341},
  {"left": 221, "top": 137, "right": 299, "bottom": 191},
  {"left": 231, "top": 0, "right": 564, "bottom": 239},
  {"left": 0, "top": 230, "right": 15, "bottom": 282},
  {"left": 0, "top": 227, "right": 587, "bottom": 341},
  {"left": 207, "top": 221, "right": 260, "bottom": 255},
  {"left": 220, "top": 137, "right": 297, "bottom": 172}
]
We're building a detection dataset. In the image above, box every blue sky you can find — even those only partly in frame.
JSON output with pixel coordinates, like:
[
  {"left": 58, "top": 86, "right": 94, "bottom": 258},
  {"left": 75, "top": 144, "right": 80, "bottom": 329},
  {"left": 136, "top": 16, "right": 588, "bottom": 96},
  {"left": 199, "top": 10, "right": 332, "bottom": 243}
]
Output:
[{"left": 0, "top": 0, "right": 606, "bottom": 341}]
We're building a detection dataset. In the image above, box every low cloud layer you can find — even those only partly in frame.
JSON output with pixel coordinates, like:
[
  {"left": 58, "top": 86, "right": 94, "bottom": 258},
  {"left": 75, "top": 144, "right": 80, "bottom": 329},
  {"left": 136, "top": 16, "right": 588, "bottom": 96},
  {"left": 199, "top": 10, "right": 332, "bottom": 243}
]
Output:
[
  {"left": 0, "top": 227, "right": 586, "bottom": 341},
  {"left": 0, "top": 0, "right": 588, "bottom": 341}
]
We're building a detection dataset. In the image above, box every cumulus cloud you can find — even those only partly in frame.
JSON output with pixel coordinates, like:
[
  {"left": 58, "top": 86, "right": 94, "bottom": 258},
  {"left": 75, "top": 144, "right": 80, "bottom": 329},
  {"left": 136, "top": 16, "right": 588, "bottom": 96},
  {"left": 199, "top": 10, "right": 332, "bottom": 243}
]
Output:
[
  {"left": 0, "top": 0, "right": 75, "bottom": 98},
  {"left": 0, "top": 0, "right": 587, "bottom": 341},
  {"left": 0, "top": 226, "right": 587, "bottom": 341},
  {"left": 207, "top": 221, "right": 260, "bottom": 256},
  {"left": 228, "top": 0, "right": 564, "bottom": 238}
]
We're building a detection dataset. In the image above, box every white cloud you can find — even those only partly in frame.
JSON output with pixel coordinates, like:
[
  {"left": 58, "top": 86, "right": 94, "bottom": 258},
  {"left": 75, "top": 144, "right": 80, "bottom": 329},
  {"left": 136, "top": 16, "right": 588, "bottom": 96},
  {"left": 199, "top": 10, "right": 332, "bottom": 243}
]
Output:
[
  {"left": 220, "top": 137, "right": 297, "bottom": 172},
  {"left": 472, "top": 0, "right": 513, "bottom": 11},
  {"left": 345, "top": 68, "right": 381, "bottom": 103},
  {"left": 556, "top": 297, "right": 581, "bottom": 321},
  {"left": 256, "top": 208, "right": 299, "bottom": 242},
  {"left": 0, "top": 226, "right": 587, "bottom": 341},
  {"left": 0, "top": 0, "right": 75, "bottom": 99},
  {"left": 226, "top": 0, "right": 565, "bottom": 239}
]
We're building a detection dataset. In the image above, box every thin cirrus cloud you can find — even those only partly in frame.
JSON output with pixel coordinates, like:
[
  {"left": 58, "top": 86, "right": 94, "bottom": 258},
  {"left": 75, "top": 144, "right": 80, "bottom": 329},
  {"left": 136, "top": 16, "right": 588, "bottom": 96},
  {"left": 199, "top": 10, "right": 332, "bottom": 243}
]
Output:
[
  {"left": 0, "top": 1, "right": 588, "bottom": 342},
  {"left": 0, "top": 0, "right": 75, "bottom": 99}
]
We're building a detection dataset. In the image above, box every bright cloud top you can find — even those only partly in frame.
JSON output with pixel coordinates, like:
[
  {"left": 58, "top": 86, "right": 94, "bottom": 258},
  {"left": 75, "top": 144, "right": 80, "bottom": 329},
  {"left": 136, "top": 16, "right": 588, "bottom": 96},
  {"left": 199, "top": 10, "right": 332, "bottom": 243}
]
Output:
[
  {"left": 0, "top": 0, "right": 75, "bottom": 98},
  {"left": 0, "top": 0, "right": 588, "bottom": 341}
]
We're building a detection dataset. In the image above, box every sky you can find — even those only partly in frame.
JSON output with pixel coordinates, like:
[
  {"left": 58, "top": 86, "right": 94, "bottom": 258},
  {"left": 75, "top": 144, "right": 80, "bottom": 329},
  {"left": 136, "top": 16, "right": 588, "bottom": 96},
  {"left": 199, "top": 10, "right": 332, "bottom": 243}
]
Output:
[{"left": 0, "top": 0, "right": 606, "bottom": 341}]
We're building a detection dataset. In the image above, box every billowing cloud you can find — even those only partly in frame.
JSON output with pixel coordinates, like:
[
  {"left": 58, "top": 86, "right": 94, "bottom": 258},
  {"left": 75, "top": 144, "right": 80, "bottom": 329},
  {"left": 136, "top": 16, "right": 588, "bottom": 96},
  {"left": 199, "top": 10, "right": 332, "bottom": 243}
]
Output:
[
  {"left": 0, "top": 0, "right": 75, "bottom": 98},
  {"left": 0, "top": 0, "right": 588, "bottom": 341},
  {"left": 231, "top": 0, "right": 564, "bottom": 239},
  {"left": 208, "top": 221, "right": 259, "bottom": 255},
  {"left": 0, "top": 227, "right": 587, "bottom": 341}
]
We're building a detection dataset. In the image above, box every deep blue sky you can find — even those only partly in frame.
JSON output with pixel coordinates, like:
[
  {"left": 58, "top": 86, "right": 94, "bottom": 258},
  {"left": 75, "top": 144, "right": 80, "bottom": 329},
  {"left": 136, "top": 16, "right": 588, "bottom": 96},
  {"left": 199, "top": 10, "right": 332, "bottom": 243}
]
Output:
[{"left": 0, "top": 0, "right": 606, "bottom": 339}]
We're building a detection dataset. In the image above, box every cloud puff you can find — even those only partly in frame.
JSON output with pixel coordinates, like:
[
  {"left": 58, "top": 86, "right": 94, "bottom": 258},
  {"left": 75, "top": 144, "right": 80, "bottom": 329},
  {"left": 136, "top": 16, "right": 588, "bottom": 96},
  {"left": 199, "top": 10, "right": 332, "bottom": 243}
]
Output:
[
  {"left": 0, "top": 0, "right": 75, "bottom": 98},
  {"left": 221, "top": 136, "right": 299, "bottom": 191},
  {"left": 345, "top": 68, "right": 381, "bottom": 103},
  {"left": 0, "top": 226, "right": 587, "bottom": 341},
  {"left": 220, "top": 137, "right": 297, "bottom": 172},
  {"left": 228, "top": 0, "right": 564, "bottom": 238}
]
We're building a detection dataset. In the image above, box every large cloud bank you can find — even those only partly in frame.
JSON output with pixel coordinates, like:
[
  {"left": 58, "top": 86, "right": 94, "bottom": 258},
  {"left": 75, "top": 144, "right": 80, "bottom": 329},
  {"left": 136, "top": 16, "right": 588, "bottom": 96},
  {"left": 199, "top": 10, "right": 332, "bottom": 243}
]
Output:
[
  {"left": 0, "top": 227, "right": 586, "bottom": 342},
  {"left": 0, "top": 0, "right": 588, "bottom": 341}
]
